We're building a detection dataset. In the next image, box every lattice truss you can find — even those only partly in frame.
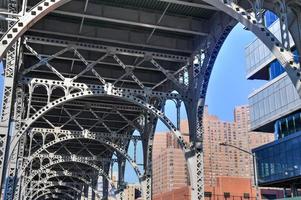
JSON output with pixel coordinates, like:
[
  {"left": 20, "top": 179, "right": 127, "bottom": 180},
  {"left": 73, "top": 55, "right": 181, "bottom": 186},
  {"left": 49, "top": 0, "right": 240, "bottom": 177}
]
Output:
[
  {"left": 10, "top": 37, "right": 189, "bottom": 199},
  {"left": 0, "top": 0, "right": 300, "bottom": 200}
]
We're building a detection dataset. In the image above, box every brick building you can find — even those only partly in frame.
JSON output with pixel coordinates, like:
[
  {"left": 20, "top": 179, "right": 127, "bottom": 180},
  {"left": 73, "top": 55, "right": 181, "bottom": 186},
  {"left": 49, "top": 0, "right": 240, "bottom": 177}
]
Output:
[
  {"left": 152, "top": 105, "right": 274, "bottom": 199},
  {"left": 152, "top": 126, "right": 190, "bottom": 195},
  {"left": 203, "top": 105, "right": 274, "bottom": 187}
]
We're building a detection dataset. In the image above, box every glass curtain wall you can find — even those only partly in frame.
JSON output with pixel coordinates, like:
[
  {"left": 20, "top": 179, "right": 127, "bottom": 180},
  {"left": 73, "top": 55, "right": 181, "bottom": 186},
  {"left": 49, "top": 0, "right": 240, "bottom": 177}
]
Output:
[
  {"left": 255, "top": 132, "right": 301, "bottom": 185},
  {"left": 275, "top": 112, "right": 301, "bottom": 139}
]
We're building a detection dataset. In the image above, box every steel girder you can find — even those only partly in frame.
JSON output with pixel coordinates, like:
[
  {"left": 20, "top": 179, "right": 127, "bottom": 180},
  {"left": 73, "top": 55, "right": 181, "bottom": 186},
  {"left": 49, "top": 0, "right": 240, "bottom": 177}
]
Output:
[
  {"left": 28, "top": 173, "right": 95, "bottom": 194},
  {"left": 30, "top": 182, "right": 81, "bottom": 200},
  {"left": 26, "top": 173, "right": 101, "bottom": 200},
  {"left": 20, "top": 135, "right": 143, "bottom": 182},
  {"left": 31, "top": 188, "right": 78, "bottom": 199},
  {"left": 0, "top": 0, "right": 20, "bottom": 198},
  {"left": 24, "top": 35, "right": 189, "bottom": 63},
  {"left": 28, "top": 171, "right": 97, "bottom": 190},
  {"left": 141, "top": 114, "right": 157, "bottom": 200},
  {"left": 0, "top": 0, "right": 72, "bottom": 58},
  {"left": 31, "top": 189, "right": 77, "bottom": 200},
  {"left": 33, "top": 191, "right": 75, "bottom": 200},
  {"left": 20, "top": 155, "right": 114, "bottom": 199},
  {"left": 0, "top": 0, "right": 300, "bottom": 95},
  {"left": 6, "top": 80, "right": 189, "bottom": 166},
  {"left": 200, "top": 0, "right": 301, "bottom": 93},
  {"left": 22, "top": 134, "right": 141, "bottom": 172}
]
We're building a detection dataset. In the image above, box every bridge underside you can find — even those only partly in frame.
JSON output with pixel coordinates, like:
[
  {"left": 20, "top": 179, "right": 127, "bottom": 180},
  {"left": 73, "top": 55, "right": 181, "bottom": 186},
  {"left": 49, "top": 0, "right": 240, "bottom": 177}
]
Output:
[{"left": 0, "top": 0, "right": 301, "bottom": 200}]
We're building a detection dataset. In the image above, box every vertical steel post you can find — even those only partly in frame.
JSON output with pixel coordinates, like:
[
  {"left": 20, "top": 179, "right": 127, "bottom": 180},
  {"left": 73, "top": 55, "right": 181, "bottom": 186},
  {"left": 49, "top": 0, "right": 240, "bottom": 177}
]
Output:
[
  {"left": 252, "top": 153, "right": 259, "bottom": 200},
  {"left": 0, "top": 0, "right": 20, "bottom": 196}
]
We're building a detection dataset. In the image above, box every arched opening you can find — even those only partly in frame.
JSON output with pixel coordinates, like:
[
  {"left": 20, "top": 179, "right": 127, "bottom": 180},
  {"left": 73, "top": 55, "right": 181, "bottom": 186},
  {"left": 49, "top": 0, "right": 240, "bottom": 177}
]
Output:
[
  {"left": 31, "top": 85, "right": 48, "bottom": 111},
  {"left": 40, "top": 173, "right": 47, "bottom": 179},
  {"left": 41, "top": 158, "right": 50, "bottom": 166},
  {"left": 31, "top": 157, "right": 41, "bottom": 170},
  {"left": 58, "top": 134, "right": 66, "bottom": 138},
  {"left": 124, "top": 132, "right": 144, "bottom": 184},
  {"left": 44, "top": 133, "right": 55, "bottom": 145},
  {"left": 69, "top": 88, "right": 81, "bottom": 94},
  {"left": 50, "top": 86, "right": 66, "bottom": 102},
  {"left": 31, "top": 132, "right": 44, "bottom": 154}
]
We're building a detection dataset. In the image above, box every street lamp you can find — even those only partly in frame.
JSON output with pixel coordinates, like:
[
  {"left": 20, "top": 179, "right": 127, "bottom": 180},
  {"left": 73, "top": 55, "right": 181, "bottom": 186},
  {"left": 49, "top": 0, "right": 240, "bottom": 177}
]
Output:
[{"left": 219, "top": 142, "right": 259, "bottom": 200}]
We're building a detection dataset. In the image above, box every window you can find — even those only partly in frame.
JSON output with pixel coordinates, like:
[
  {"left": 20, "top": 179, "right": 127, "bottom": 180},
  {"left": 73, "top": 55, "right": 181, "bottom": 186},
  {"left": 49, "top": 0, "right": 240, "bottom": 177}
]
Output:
[
  {"left": 275, "top": 111, "right": 301, "bottom": 139},
  {"left": 204, "top": 192, "right": 212, "bottom": 197},
  {"left": 293, "top": 49, "right": 300, "bottom": 63},
  {"left": 268, "top": 60, "right": 285, "bottom": 80},
  {"left": 224, "top": 192, "right": 230, "bottom": 198},
  {"left": 264, "top": 11, "right": 278, "bottom": 27},
  {"left": 244, "top": 193, "right": 250, "bottom": 199}
]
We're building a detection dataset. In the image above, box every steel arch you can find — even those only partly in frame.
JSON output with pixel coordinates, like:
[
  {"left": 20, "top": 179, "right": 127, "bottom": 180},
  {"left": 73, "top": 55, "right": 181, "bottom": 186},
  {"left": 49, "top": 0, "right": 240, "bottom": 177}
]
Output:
[
  {"left": 32, "top": 189, "right": 75, "bottom": 200},
  {"left": 33, "top": 191, "right": 75, "bottom": 200},
  {"left": 200, "top": 0, "right": 301, "bottom": 93},
  {"left": 0, "top": 0, "right": 300, "bottom": 96},
  {"left": 26, "top": 172, "right": 99, "bottom": 200},
  {"left": 7, "top": 83, "right": 189, "bottom": 170},
  {"left": 189, "top": 14, "right": 237, "bottom": 200},
  {"left": 19, "top": 137, "right": 143, "bottom": 197},
  {"left": 0, "top": 0, "right": 72, "bottom": 59},
  {"left": 6, "top": 83, "right": 187, "bottom": 200},
  {"left": 30, "top": 183, "right": 81, "bottom": 200},
  {"left": 21, "top": 156, "right": 114, "bottom": 198},
  {"left": 21, "top": 133, "right": 142, "bottom": 180},
  {"left": 1, "top": 1, "right": 300, "bottom": 200}
]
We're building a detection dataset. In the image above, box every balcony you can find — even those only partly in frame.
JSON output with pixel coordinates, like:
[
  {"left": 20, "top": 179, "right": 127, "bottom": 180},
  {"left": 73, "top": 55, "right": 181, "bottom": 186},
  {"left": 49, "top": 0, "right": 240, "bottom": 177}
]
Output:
[{"left": 248, "top": 73, "right": 301, "bottom": 132}]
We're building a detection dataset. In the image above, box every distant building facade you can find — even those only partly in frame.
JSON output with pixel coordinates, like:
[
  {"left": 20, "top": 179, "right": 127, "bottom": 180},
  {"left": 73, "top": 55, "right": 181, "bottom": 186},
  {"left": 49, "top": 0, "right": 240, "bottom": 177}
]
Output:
[
  {"left": 152, "top": 125, "right": 190, "bottom": 195},
  {"left": 123, "top": 184, "right": 141, "bottom": 200},
  {"left": 203, "top": 105, "right": 274, "bottom": 188},
  {"left": 153, "top": 186, "right": 191, "bottom": 200},
  {"left": 152, "top": 105, "right": 274, "bottom": 198}
]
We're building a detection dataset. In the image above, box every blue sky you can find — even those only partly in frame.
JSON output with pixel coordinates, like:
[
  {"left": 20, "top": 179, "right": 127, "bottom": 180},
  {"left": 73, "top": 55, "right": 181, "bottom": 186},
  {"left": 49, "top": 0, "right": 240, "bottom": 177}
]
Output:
[
  {"left": 205, "top": 24, "right": 266, "bottom": 122},
  {"left": 0, "top": 24, "right": 267, "bottom": 184}
]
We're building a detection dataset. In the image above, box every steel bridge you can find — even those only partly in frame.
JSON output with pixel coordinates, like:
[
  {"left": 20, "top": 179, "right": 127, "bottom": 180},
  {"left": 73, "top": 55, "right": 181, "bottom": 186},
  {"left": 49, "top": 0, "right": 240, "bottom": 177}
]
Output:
[{"left": 0, "top": 0, "right": 300, "bottom": 199}]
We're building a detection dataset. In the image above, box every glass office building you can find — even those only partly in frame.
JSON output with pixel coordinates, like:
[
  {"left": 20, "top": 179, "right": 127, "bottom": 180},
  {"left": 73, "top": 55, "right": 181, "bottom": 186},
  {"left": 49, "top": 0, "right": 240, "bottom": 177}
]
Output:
[
  {"left": 254, "top": 130, "right": 301, "bottom": 186},
  {"left": 246, "top": 11, "right": 301, "bottom": 195}
]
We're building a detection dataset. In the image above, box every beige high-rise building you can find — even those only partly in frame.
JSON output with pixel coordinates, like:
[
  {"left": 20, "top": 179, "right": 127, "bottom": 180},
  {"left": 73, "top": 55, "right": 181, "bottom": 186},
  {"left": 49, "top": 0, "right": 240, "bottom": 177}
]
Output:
[
  {"left": 204, "top": 105, "right": 274, "bottom": 187},
  {"left": 152, "top": 105, "right": 274, "bottom": 196},
  {"left": 123, "top": 184, "right": 141, "bottom": 200}
]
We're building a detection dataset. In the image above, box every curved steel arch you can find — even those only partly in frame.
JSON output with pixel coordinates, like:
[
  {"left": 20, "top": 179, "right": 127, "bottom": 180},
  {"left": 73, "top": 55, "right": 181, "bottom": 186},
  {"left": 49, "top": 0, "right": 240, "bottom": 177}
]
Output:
[
  {"left": 21, "top": 136, "right": 143, "bottom": 198},
  {"left": 6, "top": 84, "right": 186, "bottom": 200},
  {"left": 182, "top": 12, "right": 238, "bottom": 199},
  {"left": 0, "top": 0, "right": 300, "bottom": 95},
  {"left": 30, "top": 182, "right": 81, "bottom": 200},
  {"left": 261, "top": 1, "right": 301, "bottom": 56},
  {"left": 22, "top": 132, "right": 142, "bottom": 174},
  {"left": 31, "top": 182, "right": 82, "bottom": 199},
  {"left": 33, "top": 191, "right": 75, "bottom": 200},
  {"left": 200, "top": 0, "right": 301, "bottom": 92},
  {"left": 21, "top": 156, "right": 114, "bottom": 197},
  {"left": 26, "top": 172, "right": 99, "bottom": 199},
  {"left": 7, "top": 84, "right": 189, "bottom": 170},
  {"left": 0, "top": 0, "right": 72, "bottom": 59},
  {"left": 1, "top": 1, "right": 300, "bottom": 200},
  {"left": 32, "top": 190, "right": 75, "bottom": 200}
]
